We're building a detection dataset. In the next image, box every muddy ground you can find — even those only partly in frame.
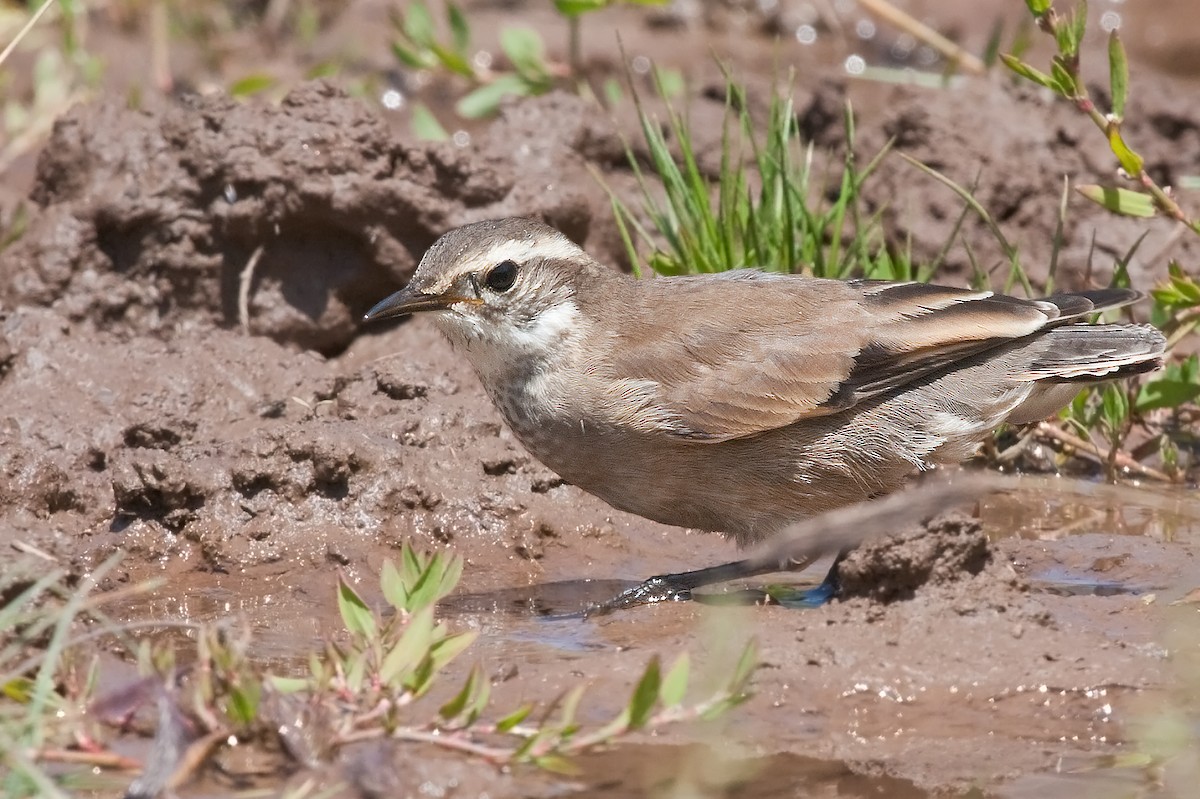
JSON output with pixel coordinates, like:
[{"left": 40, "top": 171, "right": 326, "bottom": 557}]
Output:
[{"left": 3, "top": 0, "right": 1200, "bottom": 796}]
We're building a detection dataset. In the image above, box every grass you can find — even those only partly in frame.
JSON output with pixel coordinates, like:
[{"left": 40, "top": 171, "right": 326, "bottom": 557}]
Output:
[
  {"left": 0, "top": 543, "right": 756, "bottom": 795},
  {"left": 608, "top": 68, "right": 928, "bottom": 283},
  {"left": 0, "top": 550, "right": 162, "bottom": 798}
]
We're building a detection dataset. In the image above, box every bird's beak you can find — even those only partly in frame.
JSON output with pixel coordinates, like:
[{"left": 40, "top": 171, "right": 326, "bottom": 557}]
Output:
[{"left": 363, "top": 286, "right": 457, "bottom": 322}]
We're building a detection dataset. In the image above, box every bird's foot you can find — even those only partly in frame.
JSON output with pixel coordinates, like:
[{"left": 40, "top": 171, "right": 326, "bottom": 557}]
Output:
[
  {"left": 583, "top": 575, "right": 693, "bottom": 618},
  {"left": 765, "top": 564, "right": 841, "bottom": 608}
]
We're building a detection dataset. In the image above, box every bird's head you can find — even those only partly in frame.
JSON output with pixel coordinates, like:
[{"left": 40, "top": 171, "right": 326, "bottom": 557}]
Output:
[{"left": 365, "top": 218, "right": 599, "bottom": 372}]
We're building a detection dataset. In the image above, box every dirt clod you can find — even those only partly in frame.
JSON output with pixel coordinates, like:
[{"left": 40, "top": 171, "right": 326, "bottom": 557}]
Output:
[{"left": 837, "top": 512, "right": 993, "bottom": 603}]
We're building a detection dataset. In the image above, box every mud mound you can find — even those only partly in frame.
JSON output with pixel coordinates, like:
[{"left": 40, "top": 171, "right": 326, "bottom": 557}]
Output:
[
  {"left": 836, "top": 511, "right": 1001, "bottom": 603},
  {"left": 1, "top": 84, "right": 616, "bottom": 354}
]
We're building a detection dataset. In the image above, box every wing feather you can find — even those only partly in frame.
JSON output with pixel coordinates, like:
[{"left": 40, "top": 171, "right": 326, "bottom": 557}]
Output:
[{"left": 595, "top": 273, "right": 1128, "bottom": 442}]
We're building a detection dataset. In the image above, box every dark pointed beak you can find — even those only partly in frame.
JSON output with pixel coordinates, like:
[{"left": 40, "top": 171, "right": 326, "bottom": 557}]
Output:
[{"left": 363, "top": 287, "right": 452, "bottom": 322}]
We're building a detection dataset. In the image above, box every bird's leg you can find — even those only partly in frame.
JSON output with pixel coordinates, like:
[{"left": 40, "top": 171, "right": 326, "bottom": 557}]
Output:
[{"left": 584, "top": 550, "right": 848, "bottom": 617}]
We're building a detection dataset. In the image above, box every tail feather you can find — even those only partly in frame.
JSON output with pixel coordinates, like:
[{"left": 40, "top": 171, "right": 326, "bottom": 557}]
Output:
[{"left": 1017, "top": 323, "right": 1166, "bottom": 382}]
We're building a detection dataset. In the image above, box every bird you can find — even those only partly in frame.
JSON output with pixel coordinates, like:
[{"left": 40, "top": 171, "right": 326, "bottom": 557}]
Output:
[{"left": 365, "top": 217, "right": 1167, "bottom": 611}]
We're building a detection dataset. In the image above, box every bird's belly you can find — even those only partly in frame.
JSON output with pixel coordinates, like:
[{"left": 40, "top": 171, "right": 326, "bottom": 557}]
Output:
[
  {"left": 490, "top": 383, "right": 940, "bottom": 545},
  {"left": 502, "top": 413, "right": 874, "bottom": 543}
]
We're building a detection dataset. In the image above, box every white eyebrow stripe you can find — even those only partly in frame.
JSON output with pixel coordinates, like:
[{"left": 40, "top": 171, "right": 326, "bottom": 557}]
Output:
[{"left": 459, "top": 236, "right": 584, "bottom": 273}]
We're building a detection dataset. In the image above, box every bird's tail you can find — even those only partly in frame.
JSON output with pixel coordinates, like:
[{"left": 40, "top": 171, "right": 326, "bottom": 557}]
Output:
[{"left": 1016, "top": 323, "right": 1166, "bottom": 383}]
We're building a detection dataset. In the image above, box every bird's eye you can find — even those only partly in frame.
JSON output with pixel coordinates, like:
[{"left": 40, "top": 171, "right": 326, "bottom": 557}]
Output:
[{"left": 484, "top": 260, "right": 519, "bottom": 293}]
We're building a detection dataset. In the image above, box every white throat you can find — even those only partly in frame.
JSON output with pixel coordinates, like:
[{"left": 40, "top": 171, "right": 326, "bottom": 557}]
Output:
[{"left": 437, "top": 299, "right": 584, "bottom": 383}]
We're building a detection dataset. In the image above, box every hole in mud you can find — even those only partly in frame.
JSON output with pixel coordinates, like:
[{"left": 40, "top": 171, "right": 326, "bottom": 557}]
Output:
[
  {"left": 232, "top": 471, "right": 278, "bottom": 499},
  {"left": 95, "top": 215, "right": 153, "bottom": 274}
]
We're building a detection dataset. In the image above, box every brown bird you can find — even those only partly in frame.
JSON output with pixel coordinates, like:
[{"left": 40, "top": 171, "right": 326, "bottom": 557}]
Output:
[{"left": 366, "top": 218, "right": 1167, "bottom": 610}]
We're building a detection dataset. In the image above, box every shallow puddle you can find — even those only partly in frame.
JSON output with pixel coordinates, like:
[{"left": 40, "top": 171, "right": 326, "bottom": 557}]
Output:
[{"left": 92, "top": 479, "right": 1200, "bottom": 798}]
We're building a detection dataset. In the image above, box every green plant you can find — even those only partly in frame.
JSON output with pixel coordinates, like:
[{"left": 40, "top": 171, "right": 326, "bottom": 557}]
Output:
[
  {"left": 2, "top": 544, "right": 757, "bottom": 794},
  {"left": 391, "top": 1, "right": 559, "bottom": 122},
  {"left": 551, "top": 0, "right": 667, "bottom": 76},
  {"left": 456, "top": 27, "right": 555, "bottom": 119},
  {"left": 288, "top": 545, "right": 756, "bottom": 768},
  {"left": 1, "top": 552, "right": 161, "bottom": 798},
  {"left": 1002, "top": 0, "right": 1200, "bottom": 235},
  {"left": 609, "top": 69, "right": 923, "bottom": 282},
  {"left": 391, "top": 0, "right": 679, "bottom": 126}
]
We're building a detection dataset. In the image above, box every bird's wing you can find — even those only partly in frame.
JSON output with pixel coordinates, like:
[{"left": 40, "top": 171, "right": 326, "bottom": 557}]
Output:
[{"left": 600, "top": 273, "right": 1120, "bottom": 442}]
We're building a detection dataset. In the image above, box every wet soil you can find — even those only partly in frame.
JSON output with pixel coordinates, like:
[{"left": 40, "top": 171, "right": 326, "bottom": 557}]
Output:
[{"left": 3, "top": 1, "right": 1200, "bottom": 796}]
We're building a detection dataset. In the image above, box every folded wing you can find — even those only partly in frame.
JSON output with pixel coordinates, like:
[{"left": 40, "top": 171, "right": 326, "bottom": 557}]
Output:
[{"left": 600, "top": 273, "right": 1151, "bottom": 442}]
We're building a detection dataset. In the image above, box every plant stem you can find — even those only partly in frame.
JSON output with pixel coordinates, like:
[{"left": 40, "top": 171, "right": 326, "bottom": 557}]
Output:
[
  {"left": 567, "top": 15, "right": 582, "bottom": 77},
  {"left": 0, "top": 0, "right": 58, "bottom": 68}
]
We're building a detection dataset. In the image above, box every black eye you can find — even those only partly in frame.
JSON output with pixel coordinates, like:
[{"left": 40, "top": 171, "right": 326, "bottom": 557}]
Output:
[{"left": 484, "top": 260, "right": 518, "bottom": 293}]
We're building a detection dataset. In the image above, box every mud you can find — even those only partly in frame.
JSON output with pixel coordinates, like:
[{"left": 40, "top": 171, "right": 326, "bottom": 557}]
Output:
[{"left": 2, "top": 1, "right": 1200, "bottom": 796}]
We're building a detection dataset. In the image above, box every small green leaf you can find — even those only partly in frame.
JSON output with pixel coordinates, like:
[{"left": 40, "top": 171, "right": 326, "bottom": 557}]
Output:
[
  {"left": 345, "top": 651, "right": 367, "bottom": 693},
  {"left": 404, "top": 1, "right": 435, "bottom": 44},
  {"left": 430, "top": 42, "right": 475, "bottom": 77},
  {"left": 627, "top": 656, "right": 661, "bottom": 729},
  {"left": 1107, "top": 30, "right": 1129, "bottom": 119},
  {"left": 1136, "top": 378, "right": 1200, "bottom": 414},
  {"left": 1024, "top": 0, "right": 1051, "bottom": 15},
  {"left": 1050, "top": 56, "right": 1077, "bottom": 97},
  {"left": 1153, "top": 263, "right": 1200, "bottom": 307},
  {"left": 553, "top": 0, "right": 608, "bottom": 15},
  {"left": 659, "top": 653, "right": 689, "bottom": 707},
  {"left": 268, "top": 675, "right": 309, "bottom": 694},
  {"left": 729, "top": 639, "right": 759, "bottom": 692},
  {"left": 456, "top": 74, "right": 531, "bottom": 118},
  {"left": 1076, "top": 185, "right": 1156, "bottom": 218},
  {"left": 380, "top": 606, "right": 435, "bottom": 685},
  {"left": 402, "top": 551, "right": 463, "bottom": 612},
  {"left": 1053, "top": 2, "right": 1086, "bottom": 57},
  {"left": 496, "top": 703, "right": 534, "bottom": 733},
  {"left": 448, "top": 3, "right": 470, "bottom": 53},
  {"left": 229, "top": 74, "right": 277, "bottom": 97},
  {"left": 1070, "top": 0, "right": 1088, "bottom": 53},
  {"left": 435, "top": 551, "right": 465, "bottom": 602},
  {"left": 227, "top": 681, "right": 261, "bottom": 726},
  {"left": 401, "top": 544, "right": 424, "bottom": 593},
  {"left": 1106, "top": 125, "right": 1144, "bottom": 175},
  {"left": 2, "top": 677, "right": 34, "bottom": 702},
  {"left": 556, "top": 684, "right": 587, "bottom": 735},
  {"left": 1136, "top": 356, "right": 1200, "bottom": 413},
  {"left": 411, "top": 104, "right": 450, "bottom": 142},
  {"left": 392, "top": 42, "right": 434, "bottom": 70},
  {"left": 440, "top": 663, "right": 489, "bottom": 723},
  {"left": 1100, "top": 385, "right": 1129, "bottom": 431},
  {"left": 337, "top": 577, "right": 377, "bottom": 639},
  {"left": 999, "top": 54, "right": 1057, "bottom": 91},
  {"left": 501, "top": 27, "right": 549, "bottom": 83},
  {"left": 380, "top": 558, "right": 406, "bottom": 610},
  {"left": 427, "top": 629, "right": 478, "bottom": 672},
  {"left": 654, "top": 67, "right": 685, "bottom": 100},
  {"left": 602, "top": 77, "right": 623, "bottom": 107}
]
